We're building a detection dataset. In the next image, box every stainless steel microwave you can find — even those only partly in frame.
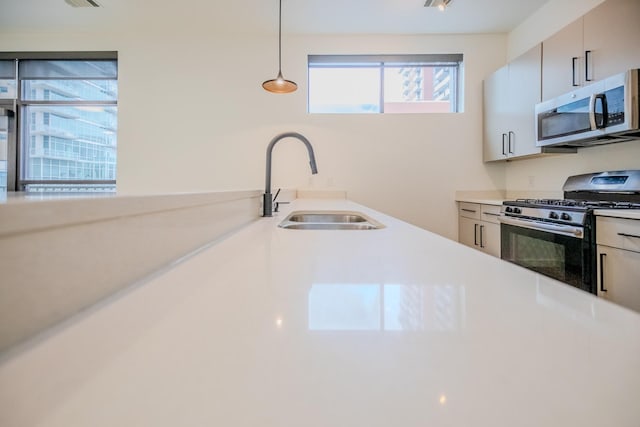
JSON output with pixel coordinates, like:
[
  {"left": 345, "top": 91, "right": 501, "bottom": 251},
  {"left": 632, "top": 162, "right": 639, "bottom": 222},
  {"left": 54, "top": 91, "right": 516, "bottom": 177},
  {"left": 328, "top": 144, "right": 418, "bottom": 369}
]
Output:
[{"left": 535, "top": 69, "right": 640, "bottom": 148}]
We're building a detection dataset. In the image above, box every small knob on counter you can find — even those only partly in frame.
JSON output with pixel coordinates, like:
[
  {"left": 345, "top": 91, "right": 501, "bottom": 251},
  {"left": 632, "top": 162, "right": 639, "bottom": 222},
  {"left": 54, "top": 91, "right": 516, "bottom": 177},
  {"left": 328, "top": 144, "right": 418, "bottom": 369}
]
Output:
[
  {"left": 560, "top": 213, "right": 572, "bottom": 221},
  {"left": 549, "top": 211, "right": 559, "bottom": 220}
]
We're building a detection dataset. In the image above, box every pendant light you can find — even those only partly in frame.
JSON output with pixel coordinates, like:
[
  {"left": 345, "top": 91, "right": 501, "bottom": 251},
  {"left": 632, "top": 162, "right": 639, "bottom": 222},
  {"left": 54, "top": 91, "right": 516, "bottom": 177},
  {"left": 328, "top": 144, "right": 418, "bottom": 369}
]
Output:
[{"left": 262, "top": 0, "right": 297, "bottom": 93}]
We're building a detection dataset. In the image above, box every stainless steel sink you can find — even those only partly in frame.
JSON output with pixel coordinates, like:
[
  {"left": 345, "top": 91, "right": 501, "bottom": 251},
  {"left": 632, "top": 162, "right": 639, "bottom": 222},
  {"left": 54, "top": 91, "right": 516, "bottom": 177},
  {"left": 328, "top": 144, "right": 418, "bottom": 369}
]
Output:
[{"left": 278, "top": 210, "right": 384, "bottom": 230}]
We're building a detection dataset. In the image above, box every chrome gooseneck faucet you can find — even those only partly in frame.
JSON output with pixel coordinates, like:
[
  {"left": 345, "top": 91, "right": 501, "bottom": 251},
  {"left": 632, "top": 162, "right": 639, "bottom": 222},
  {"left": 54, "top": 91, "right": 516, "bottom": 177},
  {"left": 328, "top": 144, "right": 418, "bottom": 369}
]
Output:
[{"left": 263, "top": 132, "right": 318, "bottom": 217}]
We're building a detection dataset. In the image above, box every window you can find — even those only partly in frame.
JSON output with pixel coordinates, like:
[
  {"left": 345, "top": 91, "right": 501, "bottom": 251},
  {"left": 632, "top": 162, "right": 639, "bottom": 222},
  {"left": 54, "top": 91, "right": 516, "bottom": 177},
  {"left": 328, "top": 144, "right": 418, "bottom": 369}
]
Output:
[
  {"left": 308, "top": 54, "right": 463, "bottom": 114},
  {"left": 0, "top": 53, "right": 118, "bottom": 193}
]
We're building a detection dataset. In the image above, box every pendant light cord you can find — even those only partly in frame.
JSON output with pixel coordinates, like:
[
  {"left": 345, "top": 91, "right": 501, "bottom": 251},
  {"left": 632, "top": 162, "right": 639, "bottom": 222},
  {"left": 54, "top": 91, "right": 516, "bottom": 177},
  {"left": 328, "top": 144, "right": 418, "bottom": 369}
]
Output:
[{"left": 278, "top": 0, "right": 283, "bottom": 74}]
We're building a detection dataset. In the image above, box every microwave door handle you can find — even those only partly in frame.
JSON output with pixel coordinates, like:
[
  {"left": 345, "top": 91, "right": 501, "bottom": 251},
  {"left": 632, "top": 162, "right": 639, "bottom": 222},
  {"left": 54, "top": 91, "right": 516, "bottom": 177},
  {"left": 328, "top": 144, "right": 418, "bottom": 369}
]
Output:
[
  {"left": 593, "top": 94, "right": 608, "bottom": 129},
  {"left": 589, "top": 94, "right": 607, "bottom": 130}
]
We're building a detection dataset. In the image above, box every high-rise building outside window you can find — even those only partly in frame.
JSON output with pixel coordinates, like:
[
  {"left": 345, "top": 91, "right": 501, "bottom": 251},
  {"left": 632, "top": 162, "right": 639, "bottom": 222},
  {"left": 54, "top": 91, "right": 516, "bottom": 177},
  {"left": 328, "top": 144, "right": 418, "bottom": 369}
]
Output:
[
  {"left": 308, "top": 54, "right": 463, "bottom": 114},
  {"left": 0, "top": 53, "right": 118, "bottom": 193}
]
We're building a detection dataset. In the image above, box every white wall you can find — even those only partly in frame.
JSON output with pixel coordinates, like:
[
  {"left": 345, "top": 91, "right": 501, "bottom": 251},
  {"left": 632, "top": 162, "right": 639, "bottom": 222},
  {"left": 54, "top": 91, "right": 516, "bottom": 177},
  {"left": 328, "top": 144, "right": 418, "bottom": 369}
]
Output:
[
  {"left": 505, "top": 0, "right": 640, "bottom": 193},
  {"left": 507, "top": 0, "right": 606, "bottom": 60},
  {"left": 0, "top": 29, "right": 507, "bottom": 239}
]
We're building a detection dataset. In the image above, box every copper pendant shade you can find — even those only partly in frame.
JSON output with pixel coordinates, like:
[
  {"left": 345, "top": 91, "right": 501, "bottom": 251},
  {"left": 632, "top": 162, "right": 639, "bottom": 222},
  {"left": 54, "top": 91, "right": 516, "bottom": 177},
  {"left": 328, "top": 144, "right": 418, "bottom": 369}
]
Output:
[{"left": 262, "top": 0, "right": 297, "bottom": 93}]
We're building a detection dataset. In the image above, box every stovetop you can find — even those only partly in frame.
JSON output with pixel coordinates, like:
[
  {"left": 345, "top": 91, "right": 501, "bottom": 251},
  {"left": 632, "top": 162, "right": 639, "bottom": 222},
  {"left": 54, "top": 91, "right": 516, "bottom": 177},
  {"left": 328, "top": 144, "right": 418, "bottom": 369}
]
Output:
[
  {"left": 501, "top": 171, "right": 640, "bottom": 226},
  {"left": 507, "top": 198, "right": 640, "bottom": 210}
]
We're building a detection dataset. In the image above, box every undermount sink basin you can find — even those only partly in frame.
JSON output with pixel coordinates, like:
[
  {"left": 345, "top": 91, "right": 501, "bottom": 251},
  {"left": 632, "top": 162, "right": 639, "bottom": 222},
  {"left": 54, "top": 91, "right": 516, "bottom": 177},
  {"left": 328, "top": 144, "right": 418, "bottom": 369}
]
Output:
[
  {"left": 278, "top": 210, "right": 385, "bottom": 230},
  {"left": 287, "top": 212, "right": 367, "bottom": 223}
]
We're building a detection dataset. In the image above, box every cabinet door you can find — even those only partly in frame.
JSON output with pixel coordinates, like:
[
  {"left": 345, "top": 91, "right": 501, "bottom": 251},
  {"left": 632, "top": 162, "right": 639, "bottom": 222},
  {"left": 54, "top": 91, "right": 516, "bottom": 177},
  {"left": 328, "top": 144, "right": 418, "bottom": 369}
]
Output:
[
  {"left": 507, "top": 44, "right": 542, "bottom": 158},
  {"left": 542, "top": 18, "right": 584, "bottom": 100},
  {"left": 459, "top": 216, "right": 479, "bottom": 249},
  {"left": 597, "top": 245, "right": 640, "bottom": 312},
  {"left": 583, "top": 0, "right": 640, "bottom": 83},
  {"left": 479, "top": 221, "right": 500, "bottom": 258},
  {"left": 483, "top": 65, "right": 509, "bottom": 162}
]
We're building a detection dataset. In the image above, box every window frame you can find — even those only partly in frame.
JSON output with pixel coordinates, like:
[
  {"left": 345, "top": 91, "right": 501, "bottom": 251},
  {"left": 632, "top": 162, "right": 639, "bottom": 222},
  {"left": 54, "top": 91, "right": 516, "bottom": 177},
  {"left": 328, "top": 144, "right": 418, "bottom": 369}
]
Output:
[
  {"left": 307, "top": 54, "right": 463, "bottom": 114},
  {"left": 0, "top": 51, "right": 118, "bottom": 193}
]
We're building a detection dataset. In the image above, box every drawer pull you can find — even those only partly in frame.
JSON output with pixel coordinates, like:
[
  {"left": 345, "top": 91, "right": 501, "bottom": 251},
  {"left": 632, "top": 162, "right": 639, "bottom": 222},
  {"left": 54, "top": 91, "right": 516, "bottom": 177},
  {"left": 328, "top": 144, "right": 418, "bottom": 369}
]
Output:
[
  {"left": 618, "top": 232, "right": 640, "bottom": 240},
  {"left": 461, "top": 208, "right": 477, "bottom": 213},
  {"left": 482, "top": 212, "right": 501, "bottom": 217}
]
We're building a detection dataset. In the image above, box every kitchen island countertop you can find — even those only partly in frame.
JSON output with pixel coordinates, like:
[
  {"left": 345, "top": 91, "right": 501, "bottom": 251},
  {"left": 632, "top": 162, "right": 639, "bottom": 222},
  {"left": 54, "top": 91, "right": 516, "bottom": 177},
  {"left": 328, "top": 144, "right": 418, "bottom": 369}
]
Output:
[{"left": 1, "top": 198, "right": 639, "bottom": 427}]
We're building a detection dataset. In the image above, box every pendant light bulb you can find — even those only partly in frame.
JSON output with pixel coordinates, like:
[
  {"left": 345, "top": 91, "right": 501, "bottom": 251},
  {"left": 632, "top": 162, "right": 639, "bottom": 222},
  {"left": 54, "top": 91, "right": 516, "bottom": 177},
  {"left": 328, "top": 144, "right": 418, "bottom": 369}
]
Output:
[
  {"left": 437, "top": 0, "right": 452, "bottom": 11},
  {"left": 263, "top": 0, "right": 297, "bottom": 94}
]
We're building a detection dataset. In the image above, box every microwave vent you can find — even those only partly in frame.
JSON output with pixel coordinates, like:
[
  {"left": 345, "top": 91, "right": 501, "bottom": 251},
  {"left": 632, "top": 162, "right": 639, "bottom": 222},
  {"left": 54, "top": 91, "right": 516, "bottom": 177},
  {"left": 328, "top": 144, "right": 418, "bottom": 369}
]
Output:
[{"left": 64, "top": 0, "right": 100, "bottom": 7}]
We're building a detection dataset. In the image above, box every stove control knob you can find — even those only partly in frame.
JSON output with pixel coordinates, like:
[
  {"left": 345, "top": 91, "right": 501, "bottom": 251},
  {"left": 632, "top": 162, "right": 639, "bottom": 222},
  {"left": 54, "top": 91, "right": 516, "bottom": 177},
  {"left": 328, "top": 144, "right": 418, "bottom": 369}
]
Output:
[
  {"left": 505, "top": 206, "right": 513, "bottom": 213},
  {"left": 549, "top": 211, "right": 559, "bottom": 220},
  {"left": 513, "top": 208, "right": 522, "bottom": 214},
  {"left": 561, "top": 213, "right": 572, "bottom": 221}
]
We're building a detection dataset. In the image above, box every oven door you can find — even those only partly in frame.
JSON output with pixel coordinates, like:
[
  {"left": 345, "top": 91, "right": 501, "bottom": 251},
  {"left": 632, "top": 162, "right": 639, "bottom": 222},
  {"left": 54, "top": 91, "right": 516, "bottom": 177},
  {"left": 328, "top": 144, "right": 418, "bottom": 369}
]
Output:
[{"left": 500, "top": 217, "right": 592, "bottom": 293}]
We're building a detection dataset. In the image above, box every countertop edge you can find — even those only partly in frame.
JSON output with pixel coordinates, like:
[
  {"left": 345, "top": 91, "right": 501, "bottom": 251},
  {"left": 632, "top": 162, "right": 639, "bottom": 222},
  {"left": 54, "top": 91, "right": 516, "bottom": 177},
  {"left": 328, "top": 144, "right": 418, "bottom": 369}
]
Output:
[
  {"left": 0, "top": 190, "right": 262, "bottom": 237},
  {"left": 594, "top": 209, "right": 640, "bottom": 220}
]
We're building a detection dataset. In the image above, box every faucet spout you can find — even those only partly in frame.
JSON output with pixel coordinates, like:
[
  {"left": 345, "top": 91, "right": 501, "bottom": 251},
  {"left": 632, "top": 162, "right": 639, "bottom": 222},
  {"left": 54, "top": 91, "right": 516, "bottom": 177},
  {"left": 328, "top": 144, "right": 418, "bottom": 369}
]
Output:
[{"left": 263, "top": 132, "right": 318, "bottom": 217}]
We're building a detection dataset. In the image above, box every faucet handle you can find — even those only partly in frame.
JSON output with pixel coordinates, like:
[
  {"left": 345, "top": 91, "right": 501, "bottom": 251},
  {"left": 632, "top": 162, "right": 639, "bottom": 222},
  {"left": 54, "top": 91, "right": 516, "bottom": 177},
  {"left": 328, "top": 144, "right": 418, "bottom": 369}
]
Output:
[{"left": 272, "top": 188, "right": 281, "bottom": 202}]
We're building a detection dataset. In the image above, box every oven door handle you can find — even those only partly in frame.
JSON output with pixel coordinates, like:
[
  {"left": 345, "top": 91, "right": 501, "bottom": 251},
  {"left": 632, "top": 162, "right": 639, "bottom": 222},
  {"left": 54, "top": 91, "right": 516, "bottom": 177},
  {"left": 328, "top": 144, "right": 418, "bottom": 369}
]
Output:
[{"left": 499, "top": 216, "right": 583, "bottom": 238}]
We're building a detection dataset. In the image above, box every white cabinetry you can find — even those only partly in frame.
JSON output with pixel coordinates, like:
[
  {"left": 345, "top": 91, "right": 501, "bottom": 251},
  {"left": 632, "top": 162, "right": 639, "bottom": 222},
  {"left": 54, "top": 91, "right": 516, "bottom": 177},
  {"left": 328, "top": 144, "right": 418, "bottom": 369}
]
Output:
[
  {"left": 483, "top": 45, "right": 574, "bottom": 162},
  {"left": 596, "top": 216, "right": 640, "bottom": 312},
  {"left": 458, "top": 202, "right": 501, "bottom": 257},
  {"left": 542, "top": 0, "right": 640, "bottom": 100},
  {"left": 483, "top": 44, "right": 542, "bottom": 162}
]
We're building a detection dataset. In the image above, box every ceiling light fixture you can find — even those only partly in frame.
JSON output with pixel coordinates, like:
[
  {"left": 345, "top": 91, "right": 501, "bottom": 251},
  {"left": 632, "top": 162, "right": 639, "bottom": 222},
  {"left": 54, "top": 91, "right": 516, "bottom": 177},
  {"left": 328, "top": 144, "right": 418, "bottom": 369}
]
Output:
[
  {"left": 262, "top": 0, "right": 297, "bottom": 94},
  {"left": 424, "top": 0, "right": 452, "bottom": 11}
]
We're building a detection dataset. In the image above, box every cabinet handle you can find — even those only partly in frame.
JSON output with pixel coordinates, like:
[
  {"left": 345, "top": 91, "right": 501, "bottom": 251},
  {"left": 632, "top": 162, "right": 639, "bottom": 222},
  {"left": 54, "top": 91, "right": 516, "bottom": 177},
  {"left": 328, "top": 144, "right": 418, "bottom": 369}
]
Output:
[
  {"left": 572, "top": 57, "right": 579, "bottom": 86},
  {"left": 508, "top": 131, "right": 515, "bottom": 154},
  {"left": 585, "top": 50, "right": 592, "bottom": 82},
  {"left": 483, "top": 212, "right": 501, "bottom": 217},
  {"left": 618, "top": 232, "right": 640, "bottom": 240},
  {"left": 474, "top": 223, "right": 479, "bottom": 246},
  {"left": 599, "top": 253, "right": 607, "bottom": 292},
  {"left": 480, "top": 225, "right": 485, "bottom": 248},
  {"left": 502, "top": 133, "right": 507, "bottom": 156},
  {"left": 461, "top": 208, "right": 477, "bottom": 213}
]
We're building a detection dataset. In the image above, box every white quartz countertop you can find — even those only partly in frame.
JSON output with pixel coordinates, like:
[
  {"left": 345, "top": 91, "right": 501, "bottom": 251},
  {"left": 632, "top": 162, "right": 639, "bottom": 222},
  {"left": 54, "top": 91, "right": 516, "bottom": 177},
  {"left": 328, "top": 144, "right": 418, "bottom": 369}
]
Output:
[
  {"left": 456, "top": 197, "right": 505, "bottom": 206},
  {"left": 2, "top": 198, "right": 640, "bottom": 427},
  {"left": 595, "top": 209, "right": 640, "bottom": 220}
]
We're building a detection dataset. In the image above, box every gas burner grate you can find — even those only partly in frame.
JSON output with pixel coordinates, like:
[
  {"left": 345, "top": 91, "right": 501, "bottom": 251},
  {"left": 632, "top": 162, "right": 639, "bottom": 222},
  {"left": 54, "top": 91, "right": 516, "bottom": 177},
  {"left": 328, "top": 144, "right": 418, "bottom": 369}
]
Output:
[{"left": 511, "top": 199, "right": 640, "bottom": 209}]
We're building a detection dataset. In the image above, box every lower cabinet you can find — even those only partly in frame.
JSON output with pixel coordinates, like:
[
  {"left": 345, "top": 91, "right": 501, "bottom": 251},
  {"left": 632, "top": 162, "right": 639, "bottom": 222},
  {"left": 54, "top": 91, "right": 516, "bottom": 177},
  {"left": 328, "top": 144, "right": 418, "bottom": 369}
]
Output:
[
  {"left": 458, "top": 202, "right": 501, "bottom": 257},
  {"left": 596, "top": 216, "right": 640, "bottom": 312}
]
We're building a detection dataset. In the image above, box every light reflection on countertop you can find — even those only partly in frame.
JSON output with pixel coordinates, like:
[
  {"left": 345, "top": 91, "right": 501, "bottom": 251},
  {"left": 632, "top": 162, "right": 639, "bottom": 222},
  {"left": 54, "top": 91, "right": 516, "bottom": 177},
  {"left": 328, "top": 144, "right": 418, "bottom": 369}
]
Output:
[{"left": 308, "top": 283, "right": 465, "bottom": 331}]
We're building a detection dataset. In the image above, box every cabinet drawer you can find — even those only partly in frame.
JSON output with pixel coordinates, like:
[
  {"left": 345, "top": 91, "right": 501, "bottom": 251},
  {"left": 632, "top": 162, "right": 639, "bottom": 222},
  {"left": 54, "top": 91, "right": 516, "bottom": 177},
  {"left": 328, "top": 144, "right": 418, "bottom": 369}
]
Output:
[
  {"left": 596, "top": 216, "right": 640, "bottom": 253},
  {"left": 480, "top": 204, "right": 502, "bottom": 224},
  {"left": 458, "top": 202, "right": 480, "bottom": 220}
]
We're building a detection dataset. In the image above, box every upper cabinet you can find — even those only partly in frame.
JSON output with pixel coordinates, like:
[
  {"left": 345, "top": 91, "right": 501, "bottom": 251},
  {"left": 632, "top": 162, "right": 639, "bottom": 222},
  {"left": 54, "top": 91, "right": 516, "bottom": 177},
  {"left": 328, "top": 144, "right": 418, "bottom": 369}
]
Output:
[
  {"left": 484, "top": 44, "right": 572, "bottom": 162},
  {"left": 541, "top": 18, "right": 583, "bottom": 100},
  {"left": 483, "top": 65, "right": 509, "bottom": 161},
  {"left": 542, "top": 0, "right": 640, "bottom": 100}
]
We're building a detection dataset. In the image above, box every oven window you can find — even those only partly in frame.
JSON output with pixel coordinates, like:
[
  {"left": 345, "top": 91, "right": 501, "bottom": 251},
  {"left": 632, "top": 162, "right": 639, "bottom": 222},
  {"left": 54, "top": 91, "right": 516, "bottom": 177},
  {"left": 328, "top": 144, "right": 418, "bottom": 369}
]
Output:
[
  {"left": 509, "top": 234, "right": 566, "bottom": 279},
  {"left": 501, "top": 224, "right": 586, "bottom": 290}
]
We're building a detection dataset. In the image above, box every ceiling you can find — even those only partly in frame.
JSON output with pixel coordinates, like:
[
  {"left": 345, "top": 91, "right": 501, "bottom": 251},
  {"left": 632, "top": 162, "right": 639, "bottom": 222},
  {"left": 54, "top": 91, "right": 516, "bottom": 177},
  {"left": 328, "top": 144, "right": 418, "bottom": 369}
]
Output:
[{"left": 0, "top": 0, "right": 551, "bottom": 35}]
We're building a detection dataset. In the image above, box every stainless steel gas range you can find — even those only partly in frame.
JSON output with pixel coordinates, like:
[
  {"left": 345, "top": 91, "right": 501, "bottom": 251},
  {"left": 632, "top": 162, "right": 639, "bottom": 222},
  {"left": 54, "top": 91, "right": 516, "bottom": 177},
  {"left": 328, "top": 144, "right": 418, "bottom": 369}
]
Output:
[{"left": 499, "top": 170, "right": 640, "bottom": 294}]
